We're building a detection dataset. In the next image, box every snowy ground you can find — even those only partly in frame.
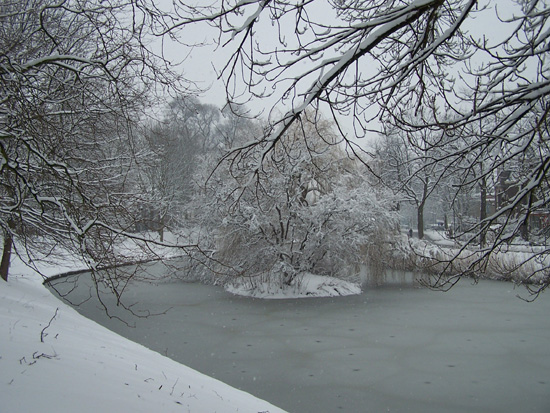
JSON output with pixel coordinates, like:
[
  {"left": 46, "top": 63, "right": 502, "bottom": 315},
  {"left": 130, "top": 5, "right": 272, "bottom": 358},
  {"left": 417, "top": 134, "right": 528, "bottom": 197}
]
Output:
[{"left": 1, "top": 250, "right": 286, "bottom": 412}]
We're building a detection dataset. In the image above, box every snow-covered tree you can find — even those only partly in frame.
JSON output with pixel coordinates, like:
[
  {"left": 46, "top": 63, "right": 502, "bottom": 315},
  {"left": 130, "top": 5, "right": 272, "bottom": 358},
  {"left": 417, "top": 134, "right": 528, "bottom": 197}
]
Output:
[
  {"left": 375, "top": 123, "right": 448, "bottom": 240},
  {"left": 195, "top": 111, "right": 399, "bottom": 287},
  {"left": 0, "top": 0, "right": 187, "bottom": 283},
  {"left": 138, "top": 97, "right": 222, "bottom": 240}
]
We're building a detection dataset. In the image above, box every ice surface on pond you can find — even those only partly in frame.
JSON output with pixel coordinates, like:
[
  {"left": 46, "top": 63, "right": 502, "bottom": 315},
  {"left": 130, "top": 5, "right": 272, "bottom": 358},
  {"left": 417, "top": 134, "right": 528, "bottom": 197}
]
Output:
[{"left": 49, "top": 262, "right": 550, "bottom": 413}]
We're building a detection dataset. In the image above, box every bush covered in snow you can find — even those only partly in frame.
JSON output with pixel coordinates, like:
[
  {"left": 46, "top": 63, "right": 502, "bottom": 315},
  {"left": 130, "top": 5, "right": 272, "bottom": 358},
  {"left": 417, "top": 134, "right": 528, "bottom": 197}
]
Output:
[{"left": 193, "top": 111, "right": 400, "bottom": 290}]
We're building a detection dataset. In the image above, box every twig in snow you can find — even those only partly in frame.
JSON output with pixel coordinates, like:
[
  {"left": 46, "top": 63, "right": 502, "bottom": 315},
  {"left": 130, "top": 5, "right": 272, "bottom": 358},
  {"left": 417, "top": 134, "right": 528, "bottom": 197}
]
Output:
[
  {"left": 170, "top": 378, "right": 179, "bottom": 396},
  {"left": 40, "top": 308, "right": 59, "bottom": 343}
]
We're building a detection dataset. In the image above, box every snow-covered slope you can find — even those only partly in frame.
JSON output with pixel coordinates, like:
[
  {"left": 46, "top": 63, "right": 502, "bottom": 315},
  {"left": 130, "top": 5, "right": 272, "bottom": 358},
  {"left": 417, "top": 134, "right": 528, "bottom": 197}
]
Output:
[{"left": 1, "top": 272, "right": 286, "bottom": 413}]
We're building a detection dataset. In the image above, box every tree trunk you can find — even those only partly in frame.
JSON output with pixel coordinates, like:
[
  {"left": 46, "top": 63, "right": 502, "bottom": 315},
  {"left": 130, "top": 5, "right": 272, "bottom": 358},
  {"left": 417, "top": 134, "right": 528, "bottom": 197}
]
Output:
[
  {"left": 480, "top": 176, "right": 487, "bottom": 248},
  {"left": 519, "top": 192, "right": 532, "bottom": 241},
  {"left": 417, "top": 203, "right": 425, "bottom": 240},
  {"left": 417, "top": 178, "right": 429, "bottom": 240},
  {"left": 520, "top": 220, "right": 529, "bottom": 241},
  {"left": 158, "top": 212, "right": 165, "bottom": 243},
  {"left": 0, "top": 233, "right": 13, "bottom": 282}
]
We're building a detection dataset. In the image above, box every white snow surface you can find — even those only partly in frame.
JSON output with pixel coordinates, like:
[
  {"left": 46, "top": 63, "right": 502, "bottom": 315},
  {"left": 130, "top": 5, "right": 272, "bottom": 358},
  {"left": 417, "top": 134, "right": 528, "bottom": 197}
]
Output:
[
  {"left": 225, "top": 272, "right": 362, "bottom": 299},
  {"left": 1, "top": 256, "right": 286, "bottom": 412}
]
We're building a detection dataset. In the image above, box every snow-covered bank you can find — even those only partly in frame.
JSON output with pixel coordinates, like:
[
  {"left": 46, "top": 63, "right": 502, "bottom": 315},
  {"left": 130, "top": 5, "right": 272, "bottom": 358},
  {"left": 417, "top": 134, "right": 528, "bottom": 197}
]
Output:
[
  {"left": 1, "top": 264, "right": 286, "bottom": 412},
  {"left": 405, "top": 230, "right": 549, "bottom": 290},
  {"left": 225, "top": 272, "right": 361, "bottom": 299}
]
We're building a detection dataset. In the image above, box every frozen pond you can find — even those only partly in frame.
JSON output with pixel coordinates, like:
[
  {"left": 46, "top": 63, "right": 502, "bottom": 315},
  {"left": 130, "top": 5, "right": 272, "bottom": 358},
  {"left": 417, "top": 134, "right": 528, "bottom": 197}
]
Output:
[{"left": 48, "top": 262, "right": 550, "bottom": 412}]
